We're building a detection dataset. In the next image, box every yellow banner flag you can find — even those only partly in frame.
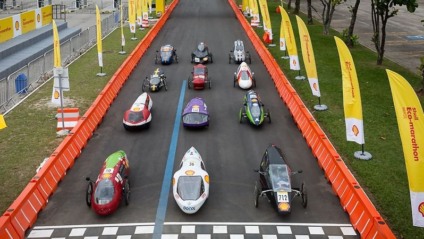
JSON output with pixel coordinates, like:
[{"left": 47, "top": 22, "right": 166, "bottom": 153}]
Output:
[
  {"left": 52, "top": 20, "right": 61, "bottom": 68},
  {"left": 387, "top": 69, "right": 424, "bottom": 227},
  {"left": 280, "top": 7, "right": 300, "bottom": 70},
  {"left": 257, "top": 0, "right": 272, "bottom": 40},
  {"left": 278, "top": 6, "right": 286, "bottom": 51},
  {"left": 242, "top": 0, "right": 249, "bottom": 14},
  {"left": 156, "top": 0, "right": 165, "bottom": 17},
  {"left": 129, "top": 0, "right": 136, "bottom": 33},
  {"left": 0, "top": 114, "right": 7, "bottom": 130},
  {"left": 137, "top": 0, "right": 142, "bottom": 26},
  {"left": 120, "top": 3, "right": 125, "bottom": 47},
  {"left": 296, "top": 16, "right": 320, "bottom": 97},
  {"left": 250, "top": 0, "right": 259, "bottom": 26},
  {"left": 96, "top": 5, "right": 103, "bottom": 67},
  {"left": 334, "top": 36, "right": 364, "bottom": 145}
]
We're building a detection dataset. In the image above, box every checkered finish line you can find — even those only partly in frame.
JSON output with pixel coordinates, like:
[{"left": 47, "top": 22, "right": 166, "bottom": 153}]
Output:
[{"left": 27, "top": 222, "right": 359, "bottom": 239}]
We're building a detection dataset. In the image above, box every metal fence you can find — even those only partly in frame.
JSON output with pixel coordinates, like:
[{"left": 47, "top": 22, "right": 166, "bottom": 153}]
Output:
[{"left": 0, "top": 9, "right": 127, "bottom": 114}]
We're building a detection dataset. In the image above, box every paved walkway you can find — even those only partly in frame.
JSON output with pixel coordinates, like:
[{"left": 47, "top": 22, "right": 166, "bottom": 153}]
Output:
[
  {"left": 298, "top": 0, "right": 424, "bottom": 74},
  {"left": 2, "top": 0, "right": 424, "bottom": 73}
]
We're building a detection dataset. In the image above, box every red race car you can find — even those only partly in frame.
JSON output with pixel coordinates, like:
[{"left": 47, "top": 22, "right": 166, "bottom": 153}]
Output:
[
  {"left": 122, "top": 92, "right": 153, "bottom": 130},
  {"left": 188, "top": 64, "right": 212, "bottom": 90},
  {"left": 86, "top": 150, "right": 130, "bottom": 216}
]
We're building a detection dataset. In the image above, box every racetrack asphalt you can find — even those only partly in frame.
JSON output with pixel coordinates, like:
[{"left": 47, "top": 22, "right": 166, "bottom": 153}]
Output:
[{"left": 29, "top": 0, "right": 355, "bottom": 234}]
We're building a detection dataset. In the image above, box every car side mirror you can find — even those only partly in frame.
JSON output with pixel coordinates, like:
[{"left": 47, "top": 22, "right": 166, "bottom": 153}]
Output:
[
  {"left": 230, "top": 50, "right": 233, "bottom": 52},
  {"left": 243, "top": 102, "right": 247, "bottom": 106},
  {"left": 252, "top": 72, "right": 255, "bottom": 76},
  {"left": 156, "top": 50, "right": 159, "bottom": 53},
  {"left": 86, "top": 177, "right": 91, "bottom": 181},
  {"left": 298, "top": 170, "right": 303, "bottom": 174}
]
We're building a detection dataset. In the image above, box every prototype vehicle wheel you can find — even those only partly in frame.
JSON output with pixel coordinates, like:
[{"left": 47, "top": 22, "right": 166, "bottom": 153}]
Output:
[
  {"left": 229, "top": 54, "right": 232, "bottom": 64},
  {"left": 86, "top": 181, "right": 93, "bottom": 207},
  {"left": 123, "top": 180, "right": 130, "bottom": 206},
  {"left": 239, "top": 107, "right": 245, "bottom": 123},
  {"left": 267, "top": 109, "right": 271, "bottom": 123},
  {"left": 187, "top": 77, "right": 192, "bottom": 89},
  {"left": 164, "top": 80, "right": 168, "bottom": 91},
  {"left": 174, "top": 54, "right": 179, "bottom": 63},
  {"left": 123, "top": 123, "right": 131, "bottom": 131},
  {"left": 233, "top": 76, "right": 237, "bottom": 87},
  {"left": 247, "top": 54, "right": 252, "bottom": 64},
  {"left": 208, "top": 77, "right": 212, "bottom": 89},
  {"left": 210, "top": 54, "right": 213, "bottom": 63},
  {"left": 301, "top": 182, "right": 308, "bottom": 208},
  {"left": 155, "top": 56, "right": 158, "bottom": 64},
  {"left": 253, "top": 77, "right": 257, "bottom": 88},
  {"left": 254, "top": 181, "right": 260, "bottom": 208}
]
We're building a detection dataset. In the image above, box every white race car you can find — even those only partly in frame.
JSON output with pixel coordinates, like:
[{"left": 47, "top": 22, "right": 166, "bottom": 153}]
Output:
[
  {"left": 234, "top": 62, "right": 256, "bottom": 89},
  {"left": 173, "top": 147, "right": 209, "bottom": 214},
  {"left": 122, "top": 92, "right": 153, "bottom": 130}
]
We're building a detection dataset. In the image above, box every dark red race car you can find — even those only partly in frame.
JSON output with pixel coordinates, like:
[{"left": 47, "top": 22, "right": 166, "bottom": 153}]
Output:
[
  {"left": 188, "top": 64, "right": 211, "bottom": 90},
  {"left": 86, "top": 150, "right": 130, "bottom": 216}
]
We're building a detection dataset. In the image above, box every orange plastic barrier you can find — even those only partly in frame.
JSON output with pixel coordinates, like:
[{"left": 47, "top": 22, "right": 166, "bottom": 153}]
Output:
[
  {"left": 0, "top": 0, "right": 179, "bottom": 238},
  {"left": 227, "top": 1, "right": 396, "bottom": 238}
]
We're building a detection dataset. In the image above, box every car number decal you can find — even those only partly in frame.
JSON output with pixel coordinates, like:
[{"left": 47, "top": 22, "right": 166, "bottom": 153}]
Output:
[
  {"left": 192, "top": 105, "right": 200, "bottom": 112},
  {"left": 195, "top": 58, "right": 200, "bottom": 62},
  {"left": 104, "top": 168, "right": 114, "bottom": 174},
  {"left": 277, "top": 191, "right": 289, "bottom": 202}
]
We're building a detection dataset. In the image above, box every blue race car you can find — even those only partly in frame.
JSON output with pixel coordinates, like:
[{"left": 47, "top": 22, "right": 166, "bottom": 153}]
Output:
[{"left": 155, "top": 45, "right": 178, "bottom": 65}]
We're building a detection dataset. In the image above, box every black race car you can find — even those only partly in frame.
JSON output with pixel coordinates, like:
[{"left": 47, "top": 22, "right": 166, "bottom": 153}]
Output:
[
  {"left": 142, "top": 68, "right": 168, "bottom": 92},
  {"left": 191, "top": 42, "right": 213, "bottom": 64},
  {"left": 254, "top": 144, "right": 307, "bottom": 214}
]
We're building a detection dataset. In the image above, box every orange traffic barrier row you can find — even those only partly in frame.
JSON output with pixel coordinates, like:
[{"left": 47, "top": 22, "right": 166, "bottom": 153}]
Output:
[
  {"left": 227, "top": 0, "right": 395, "bottom": 238},
  {"left": 0, "top": 0, "right": 180, "bottom": 238}
]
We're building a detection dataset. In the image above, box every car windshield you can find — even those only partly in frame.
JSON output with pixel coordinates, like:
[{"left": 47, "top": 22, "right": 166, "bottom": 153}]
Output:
[
  {"left": 160, "top": 50, "right": 172, "bottom": 59},
  {"left": 183, "top": 113, "right": 208, "bottom": 125},
  {"left": 94, "top": 179, "right": 115, "bottom": 205},
  {"left": 268, "top": 164, "right": 291, "bottom": 192},
  {"left": 235, "top": 45, "right": 244, "bottom": 51},
  {"left": 150, "top": 76, "right": 161, "bottom": 84},
  {"left": 128, "top": 111, "right": 144, "bottom": 122},
  {"left": 240, "top": 71, "right": 250, "bottom": 81},
  {"left": 194, "top": 68, "right": 205, "bottom": 75},
  {"left": 177, "top": 176, "right": 203, "bottom": 200},
  {"left": 250, "top": 103, "right": 261, "bottom": 118}
]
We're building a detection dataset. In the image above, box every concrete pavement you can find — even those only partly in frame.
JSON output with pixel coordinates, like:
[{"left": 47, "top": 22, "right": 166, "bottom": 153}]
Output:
[{"left": 298, "top": 0, "right": 424, "bottom": 74}]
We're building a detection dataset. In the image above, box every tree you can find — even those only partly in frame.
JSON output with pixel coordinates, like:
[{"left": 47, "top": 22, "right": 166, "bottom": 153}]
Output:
[
  {"left": 307, "top": 0, "right": 313, "bottom": 24},
  {"left": 287, "top": 0, "right": 292, "bottom": 10},
  {"left": 371, "top": 0, "right": 418, "bottom": 65},
  {"left": 293, "top": 0, "right": 301, "bottom": 14},
  {"left": 345, "top": 0, "right": 361, "bottom": 47},
  {"left": 320, "top": 0, "right": 346, "bottom": 35}
]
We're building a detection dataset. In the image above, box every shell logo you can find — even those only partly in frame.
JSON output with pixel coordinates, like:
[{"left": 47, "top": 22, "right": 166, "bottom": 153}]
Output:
[
  {"left": 131, "top": 26, "right": 135, "bottom": 31},
  {"left": 280, "top": 40, "right": 284, "bottom": 48},
  {"left": 15, "top": 21, "right": 20, "bottom": 31},
  {"left": 312, "top": 83, "right": 318, "bottom": 91},
  {"left": 133, "top": 107, "right": 141, "bottom": 112},
  {"left": 253, "top": 16, "right": 258, "bottom": 21},
  {"left": 185, "top": 170, "right": 195, "bottom": 176},
  {"left": 278, "top": 202, "right": 290, "bottom": 211},
  {"left": 37, "top": 13, "right": 41, "bottom": 23},
  {"left": 419, "top": 202, "right": 424, "bottom": 217},
  {"left": 292, "top": 59, "right": 297, "bottom": 66},
  {"left": 352, "top": 125, "right": 359, "bottom": 136},
  {"left": 54, "top": 89, "right": 60, "bottom": 99}
]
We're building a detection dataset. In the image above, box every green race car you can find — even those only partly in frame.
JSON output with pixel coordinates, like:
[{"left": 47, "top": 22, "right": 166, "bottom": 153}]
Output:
[{"left": 239, "top": 90, "right": 271, "bottom": 126}]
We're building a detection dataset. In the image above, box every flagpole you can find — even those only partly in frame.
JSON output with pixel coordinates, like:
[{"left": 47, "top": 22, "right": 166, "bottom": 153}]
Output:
[
  {"left": 281, "top": 50, "right": 289, "bottom": 59},
  {"left": 314, "top": 97, "right": 328, "bottom": 111},
  {"left": 295, "top": 70, "right": 305, "bottom": 80},
  {"left": 354, "top": 144, "right": 372, "bottom": 160}
]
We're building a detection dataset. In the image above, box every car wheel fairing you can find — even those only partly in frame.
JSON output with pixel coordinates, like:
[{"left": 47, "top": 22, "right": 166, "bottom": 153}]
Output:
[
  {"left": 239, "top": 107, "right": 245, "bottom": 123},
  {"left": 301, "top": 182, "right": 307, "bottom": 208},
  {"left": 86, "top": 182, "right": 93, "bottom": 207},
  {"left": 124, "top": 180, "right": 130, "bottom": 206}
]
